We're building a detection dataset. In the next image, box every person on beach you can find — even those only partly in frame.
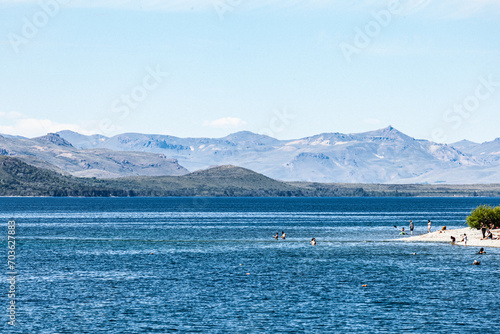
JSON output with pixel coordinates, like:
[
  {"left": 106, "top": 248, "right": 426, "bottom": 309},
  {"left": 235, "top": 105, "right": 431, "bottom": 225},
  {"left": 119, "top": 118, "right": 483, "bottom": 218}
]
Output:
[
  {"left": 427, "top": 220, "right": 431, "bottom": 233},
  {"left": 461, "top": 233, "right": 468, "bottom": 247},
  {"left": 409, "top": 220, "right": 414, "bottom": 235},
  {"left": 478, "top": 248, "right": 486, "bottom": 254},
  {"left": 480, "top": 229, "right": 492, "bottom": 240},
  {"left": 310, "top": 238, "right": 316, "bottom": 246},
  {"left": 281, "top": 231, "right": 286, "bottom": 240},
  {"left": 450, "top": 236, "right": 456, "bottom": 245},
  {"left": 481, "top": 223, "right": 487, "bottom": 239}
]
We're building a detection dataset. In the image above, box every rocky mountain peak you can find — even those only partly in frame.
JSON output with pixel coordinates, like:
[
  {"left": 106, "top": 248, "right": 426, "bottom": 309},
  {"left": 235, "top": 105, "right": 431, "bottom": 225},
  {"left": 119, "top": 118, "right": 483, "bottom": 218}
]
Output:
[{"left": 34, "top": 133, "right": 74, "bottom": 147}]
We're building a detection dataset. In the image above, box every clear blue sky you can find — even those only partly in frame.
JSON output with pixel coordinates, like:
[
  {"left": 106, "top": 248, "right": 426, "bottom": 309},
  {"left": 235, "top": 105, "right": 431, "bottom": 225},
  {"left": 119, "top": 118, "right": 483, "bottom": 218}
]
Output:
[{"left": 1, "top": 0, "right": 499, "bottom": 143}]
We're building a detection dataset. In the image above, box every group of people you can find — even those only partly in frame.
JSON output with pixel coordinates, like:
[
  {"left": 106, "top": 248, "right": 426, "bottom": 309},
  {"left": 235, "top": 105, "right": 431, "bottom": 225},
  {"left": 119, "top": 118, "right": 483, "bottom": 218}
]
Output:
[
  {"left": 399, "top": 219, "right": 452, "bottom": 235},
  {"left": 450, "top": 223, "right": 500, "bottom": 244},
  {"left": 450, "top": 234, "right": 468, "bottom": 246},
  {"left": 273, "top": 231, "right": 286, "bottom": 240},
  {"left": 472, "top": 248, "right": 487, "bottom": 265},
  {"left": 398, "top": 219, "right": 431, "bottom": 235},
  {"left": 399, "top": 219, "right": 497, "bottom": 264},
  {"left": 480, "top": 223, "right": 499, "bottom": 240},
  {"left": 450, "top": 228, "right": 498, "bottom": 247},
  {"left": 272, "top": 231, "right": 317, "bottom": 246}
]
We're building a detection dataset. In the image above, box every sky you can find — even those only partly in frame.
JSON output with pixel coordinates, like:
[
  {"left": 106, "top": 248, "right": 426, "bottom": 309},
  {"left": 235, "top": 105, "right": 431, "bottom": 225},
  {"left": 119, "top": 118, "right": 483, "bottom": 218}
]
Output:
[{"left": 0, "top": 0, "right": 499, "bottom": 144}]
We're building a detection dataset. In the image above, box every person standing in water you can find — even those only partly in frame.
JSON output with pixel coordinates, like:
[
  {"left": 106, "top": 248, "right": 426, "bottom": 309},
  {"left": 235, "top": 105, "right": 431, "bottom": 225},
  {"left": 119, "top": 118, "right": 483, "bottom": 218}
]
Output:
[
  {"left": 450, "top": 236, "right": 456, "bottom": 245},
  {"left": 427, "top": 220, "right": 432, "bottom": 233},
  {"left": 281, "top": 231, "right": 286, "bottom": 240},
  {"left": 409, "top": 220, "right": 414, "bottom": 235},
  {"left": 274, "top": 233, "right": 279, "bottom": 240},
  {"left": 310, "top": 238, "right": 316, "bottom": 246}
]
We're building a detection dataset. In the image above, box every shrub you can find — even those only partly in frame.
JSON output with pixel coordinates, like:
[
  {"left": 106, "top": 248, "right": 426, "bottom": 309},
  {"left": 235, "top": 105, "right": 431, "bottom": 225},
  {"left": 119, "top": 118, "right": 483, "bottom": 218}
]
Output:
[{"left": 466, "top": 205, "right": 500, "bottom": 229}]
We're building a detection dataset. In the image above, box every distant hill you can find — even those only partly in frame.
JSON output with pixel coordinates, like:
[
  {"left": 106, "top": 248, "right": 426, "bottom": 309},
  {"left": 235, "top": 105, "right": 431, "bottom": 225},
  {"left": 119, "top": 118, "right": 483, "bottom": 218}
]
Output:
[
  {"left": 0, "top": 133, "right": 189, "bottom": 178},
  {"left": 111, "top": 165, "right": 302, "bottom": 197},
  {"left": 0, "top": 156, "right": 129, "bottom": 196},
  {"left": 451, "top": 138, "right": 500, "bottom": 164},
  {"left": 34, "top": 133, "right": 74, "bottom": 147},
  {"left": 0, "top": 156, "right": 300, "bottom": 197},
  {"left": 55, "top": 126, "right": 500, "bottom": 184},
  {"left": 2, "top": 156, "right": 500, "bottom": 197}
]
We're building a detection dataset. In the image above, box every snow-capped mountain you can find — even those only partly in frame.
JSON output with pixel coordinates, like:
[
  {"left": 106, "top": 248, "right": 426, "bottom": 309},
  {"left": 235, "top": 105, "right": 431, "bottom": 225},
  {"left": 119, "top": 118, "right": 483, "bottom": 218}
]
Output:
[
  {"left": 53, "top": 126, "right": 500, "bottom": 184},
  {"left": 451, "top": 138, "right": 500, "bottom": 164}
]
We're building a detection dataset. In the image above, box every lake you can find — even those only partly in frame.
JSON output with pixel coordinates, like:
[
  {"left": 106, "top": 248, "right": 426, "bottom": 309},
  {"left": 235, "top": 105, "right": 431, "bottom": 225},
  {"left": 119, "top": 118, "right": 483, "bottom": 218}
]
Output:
[{"left": 1, "top": 197, "right": 500, "bottom": 333}]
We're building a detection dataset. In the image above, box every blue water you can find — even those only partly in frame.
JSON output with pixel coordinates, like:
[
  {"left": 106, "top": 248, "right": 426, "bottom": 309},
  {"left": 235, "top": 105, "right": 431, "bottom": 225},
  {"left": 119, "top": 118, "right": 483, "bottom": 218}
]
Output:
[{"left": 2, "top": 197, "right": 500, "bottom": 333}]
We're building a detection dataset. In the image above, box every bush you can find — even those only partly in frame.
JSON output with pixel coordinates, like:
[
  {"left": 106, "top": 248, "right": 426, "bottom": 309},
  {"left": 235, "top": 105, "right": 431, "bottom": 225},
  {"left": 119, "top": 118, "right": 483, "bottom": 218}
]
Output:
[{"left": 466, "top": 205, "right": 500, "bottom": 229}]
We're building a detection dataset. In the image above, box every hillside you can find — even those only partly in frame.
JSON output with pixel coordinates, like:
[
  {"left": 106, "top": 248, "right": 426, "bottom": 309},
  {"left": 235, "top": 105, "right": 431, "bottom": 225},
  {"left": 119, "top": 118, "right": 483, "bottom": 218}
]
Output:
[
  {"left": 0, "top": 156, "right": 129, "bottom": 196},
  {"left": 110, "top": 165, "right": 301, "bottom": 197},
  {"left": 2, "top": 156, "right": 500, "bottom": 197},
  {"left": 0, "top": 156, "right": 299, "bottom": 197},
  {"left": 0, "top": 133, "right": 189, "bottom": 178}
]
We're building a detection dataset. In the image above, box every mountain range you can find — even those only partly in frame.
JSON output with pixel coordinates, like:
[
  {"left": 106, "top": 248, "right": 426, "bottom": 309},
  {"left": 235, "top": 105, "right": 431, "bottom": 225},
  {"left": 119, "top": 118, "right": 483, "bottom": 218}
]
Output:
[
  {"left": 1, "top": 126, "right": 500, "bottom": 183},
  {"left": 0, "top": 133, "right": 187, "bottom": 178},
  {"left": 57, "top": 126, "right": 500, "bottom": 184}
]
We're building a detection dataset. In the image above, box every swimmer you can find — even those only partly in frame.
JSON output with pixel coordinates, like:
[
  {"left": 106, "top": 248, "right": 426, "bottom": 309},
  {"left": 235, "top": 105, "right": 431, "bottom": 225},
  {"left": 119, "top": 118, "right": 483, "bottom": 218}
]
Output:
[
  {"left": 472, "top": 260, "right": 480, "bottom": 265},
  {"left": 310, "top": 238, "right": 317, "bottom": 246},
  {"left": 274, "top": 233, "right": 279, "bottom": 240},
  {"left": 281, "top": 231, "right": 286, "bottom": 240},
  {"left": 478, "top": 248, "right": 486, "bottom": 255}
]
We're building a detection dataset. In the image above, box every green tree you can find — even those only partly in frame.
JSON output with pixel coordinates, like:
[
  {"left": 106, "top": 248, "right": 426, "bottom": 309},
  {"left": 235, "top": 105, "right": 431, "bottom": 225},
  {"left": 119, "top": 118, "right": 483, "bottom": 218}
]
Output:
[{"left": 466, "top": 205, "right": 500, "bottom": 229}]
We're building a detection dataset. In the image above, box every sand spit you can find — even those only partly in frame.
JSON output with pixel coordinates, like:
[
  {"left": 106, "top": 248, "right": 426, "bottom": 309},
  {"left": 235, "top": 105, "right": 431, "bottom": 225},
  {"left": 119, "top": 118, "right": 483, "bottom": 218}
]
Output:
[{"left": 397, "top": 227, "right": 500, "bottom": 248}]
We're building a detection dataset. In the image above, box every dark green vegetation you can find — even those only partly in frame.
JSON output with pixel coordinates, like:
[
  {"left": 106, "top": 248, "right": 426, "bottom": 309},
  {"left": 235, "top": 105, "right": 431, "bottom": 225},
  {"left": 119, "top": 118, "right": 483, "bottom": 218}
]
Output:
[
  {"left": 2, "top": 156, "right": 500, "bottom": 197},
  {"left": 466, "top": 205, "right": 500, "bottom": 229},
  {"left": 0, "top": 156, "right": 130, "bottom": 197},
  {"left": 0, "top": 156, "right": 301, "bottom": 196}
]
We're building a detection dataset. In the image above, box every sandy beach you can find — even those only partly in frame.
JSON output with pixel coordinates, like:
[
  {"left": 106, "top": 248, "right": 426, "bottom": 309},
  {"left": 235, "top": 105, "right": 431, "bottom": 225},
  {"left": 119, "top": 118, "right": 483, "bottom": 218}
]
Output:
[{"left": 397, "top": 227, "right": 500, "bottom": 248}]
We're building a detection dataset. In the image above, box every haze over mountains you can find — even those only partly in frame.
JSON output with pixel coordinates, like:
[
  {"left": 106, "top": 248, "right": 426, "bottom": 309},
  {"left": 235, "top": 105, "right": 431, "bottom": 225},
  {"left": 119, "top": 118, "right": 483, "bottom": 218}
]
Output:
[{"left": 2, "top": 126, "right": 500, "bottom": 184}]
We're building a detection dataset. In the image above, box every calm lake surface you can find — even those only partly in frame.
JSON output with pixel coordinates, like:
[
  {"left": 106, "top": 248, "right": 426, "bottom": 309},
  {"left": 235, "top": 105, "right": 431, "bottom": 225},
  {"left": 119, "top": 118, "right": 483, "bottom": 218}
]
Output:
[{"left": 1, "top": 197, "right": 500, "bottom": 333}]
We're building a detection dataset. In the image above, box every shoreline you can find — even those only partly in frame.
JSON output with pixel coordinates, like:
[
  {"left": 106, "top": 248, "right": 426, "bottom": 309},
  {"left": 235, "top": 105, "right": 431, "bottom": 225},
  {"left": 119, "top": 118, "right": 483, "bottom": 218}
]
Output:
[{"left": 396, "top": 227, "right": 500, "bottom": 248}]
